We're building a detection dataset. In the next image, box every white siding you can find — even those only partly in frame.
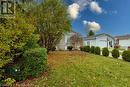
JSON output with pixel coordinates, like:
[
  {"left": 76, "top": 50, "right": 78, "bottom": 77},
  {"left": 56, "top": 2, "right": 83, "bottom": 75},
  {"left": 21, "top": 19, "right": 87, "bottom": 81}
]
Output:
[
  {"left": 89, "top": 40, "right": 96, "bottom": 47},
  {"left": 96, "top": 35, "right": 107, "bottom": 48},
  {"left": 84, "top": 34, "right": 114, "bottom": 48},
  {"left": 84, "top": 40, "right": 96, "bottom": 47},
  {"left": 119, "top": 39, "right": 130, "bottom": 46},
  {"left": 96, "top": 35, "right": 114, "bottom": 48},
  {"left": 119, "top": 39, "right": 130, "bottom": 49},
  {"left": 57, "top": 32, "right": 76, "bottom": 50}
]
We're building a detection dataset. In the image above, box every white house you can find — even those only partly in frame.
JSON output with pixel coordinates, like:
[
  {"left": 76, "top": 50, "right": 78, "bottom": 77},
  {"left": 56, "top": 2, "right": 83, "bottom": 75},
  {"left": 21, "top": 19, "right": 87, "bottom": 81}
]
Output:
[
  {"left": 115, "top": 34, "right": 130, "bottom": 50},
  {"left": 84, "top": 33, "right": 115, "bottom": 48},
  {"left": 56, "top": 32, "right": 74, "bottom": 50},
  {"left": 56, "top": 32, "right": 83, "bottom": 50},
  {"left": 57, "top": 32, "right": 130, "bottom": 50}
]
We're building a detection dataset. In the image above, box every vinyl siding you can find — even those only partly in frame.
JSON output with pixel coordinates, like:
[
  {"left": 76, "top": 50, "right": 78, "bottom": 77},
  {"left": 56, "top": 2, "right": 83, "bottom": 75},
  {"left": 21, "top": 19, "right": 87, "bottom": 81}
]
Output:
[
  {"left": 84, "top": 34, "right": 114, "bottom": 48},
  {"left": 119, "top": 39, "right": 130, "bottom": 49}
]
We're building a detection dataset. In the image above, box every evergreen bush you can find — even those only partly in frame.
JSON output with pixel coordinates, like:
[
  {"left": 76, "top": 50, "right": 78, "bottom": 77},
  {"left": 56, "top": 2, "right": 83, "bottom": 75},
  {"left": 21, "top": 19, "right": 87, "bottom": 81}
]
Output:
[{"left": 102, "top": 48, "right": 109, "bottom": 57}]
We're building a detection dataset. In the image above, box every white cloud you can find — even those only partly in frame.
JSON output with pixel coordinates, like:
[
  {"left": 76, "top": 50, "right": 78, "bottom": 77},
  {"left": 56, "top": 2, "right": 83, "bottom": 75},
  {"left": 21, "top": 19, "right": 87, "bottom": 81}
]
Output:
[
  {"left": 87, "top": 21, "right": 101, "bottom": 31},
  {"left": 90, "top": 1, "right": 102, "bottom": 13},
  {"left": 83, "top": 20, "right": 87, "bottom": 25},
  {"left": 67, "top": 0, "right": 92, "bottom": 19},
  {"left": 68, "top": 3, "right": 80, "bottom": 20},
  {"left": 74, "top": 0, "right": 91, "bottom": 11},
  {"left": 68, "top": 0, "right": 103, "bottom": 19}
]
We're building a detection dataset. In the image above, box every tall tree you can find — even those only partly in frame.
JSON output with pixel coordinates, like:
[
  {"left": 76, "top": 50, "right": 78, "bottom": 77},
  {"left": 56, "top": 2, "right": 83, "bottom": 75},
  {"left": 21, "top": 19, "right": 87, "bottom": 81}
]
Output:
[
  {"left": 16, "top": 0, "right": 34, "bottom": 3},
  {"left": 16, "top": 0, "right": 39, "bottom": 15},
  {"left": 70, "top": 33, "right": 83, "bottom": 49},
  {"left": 31, "top": 0, "right": 71, "bottom": 51},
  {"left": 88, "top": 30, "right": 95, "bottom": 36}
]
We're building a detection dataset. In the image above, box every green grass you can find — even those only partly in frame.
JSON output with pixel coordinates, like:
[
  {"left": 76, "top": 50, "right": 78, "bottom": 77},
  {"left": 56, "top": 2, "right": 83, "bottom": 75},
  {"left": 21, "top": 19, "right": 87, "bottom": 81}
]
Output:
[{"left": 15, "top": 51, "right": 130, "bottom": 87}]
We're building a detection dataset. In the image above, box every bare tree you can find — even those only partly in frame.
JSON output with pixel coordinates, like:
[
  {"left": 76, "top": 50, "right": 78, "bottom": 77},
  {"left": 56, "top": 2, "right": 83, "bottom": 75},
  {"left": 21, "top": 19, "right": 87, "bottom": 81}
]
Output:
[{"left": 70, "top": 33, "right": 83, "bottom": 50}]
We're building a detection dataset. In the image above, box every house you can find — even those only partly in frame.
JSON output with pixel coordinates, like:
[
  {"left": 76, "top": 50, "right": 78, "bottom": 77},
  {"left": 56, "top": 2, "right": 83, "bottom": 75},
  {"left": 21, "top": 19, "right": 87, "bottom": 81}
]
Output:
[
  {"left": 84, "top": 33, "right": 115, "bottom": 48},
  {"left": 57, "top": 32, "right": 130, "bottom": 50},
  {"left": 56, "top": 32, "right": 83, "bottom": 50},
  {"left": 115, "top": 34, "right": 130, "bottom": 50},
  {"left": 56, "top": 32, "right": 74, "bottom": 50}
]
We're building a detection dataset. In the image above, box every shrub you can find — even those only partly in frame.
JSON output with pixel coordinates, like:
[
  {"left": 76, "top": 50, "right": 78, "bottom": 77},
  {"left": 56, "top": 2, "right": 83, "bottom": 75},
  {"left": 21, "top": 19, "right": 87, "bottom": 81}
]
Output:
[
  {"left": 0, "top": 14, "right": 36, "bottom": 69},
  {"left": 22, "top": 48, "right": 47, "bottom": 77},
  {"left": 67, "top": 46, "right": 73, "bottom": 51},
  {"left": 114, "top": 45, "right": 120, "bottom": 49},
  {"left": 80, "top": 46, "right": 84, "bottom": 51},
  {"left": 112, "top": 49, "right": 120, "bottom": 58},
  {"left": 2, "top": 78, "right": 16, "bottom": 86},
  {"left": 84, "top": 46, "right": 90, "bottom": 52},
  {"left": 128, "top": 46, "right": 130, "bottom": 50},
  {"left": 102, "top": 48, "right": 109, "bottom": 57},
  {"left": 51, "top": 47, "right": 56, "bottom": 51},
  {"left": 5, "top": 48, "right": 47, "bottom": 81},
  {"left": 22, "top": 35, "right": 39, "bottom": 51},
  {"left": 122, "top": 51, "right": 130, "bottom": 62},
  {"left": 90, "top": 46, "right": 95, "bottom": 53},
  {"left": 0, "top": 75, "right": 4, "bottom": 86},
  {"left": 95, "top": 47, "right": 101, "bottom": 55}
]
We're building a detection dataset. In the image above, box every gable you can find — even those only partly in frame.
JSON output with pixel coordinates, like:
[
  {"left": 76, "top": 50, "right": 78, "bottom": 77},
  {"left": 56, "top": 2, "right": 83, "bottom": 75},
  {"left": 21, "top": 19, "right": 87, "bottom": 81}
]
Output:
[{"left": 95, "top": 34, "right": 114, "bottom": 41}]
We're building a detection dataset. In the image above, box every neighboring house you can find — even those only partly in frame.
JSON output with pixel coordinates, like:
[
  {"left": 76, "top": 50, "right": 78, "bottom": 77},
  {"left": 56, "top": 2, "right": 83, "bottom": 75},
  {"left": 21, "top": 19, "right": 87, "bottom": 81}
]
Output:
[
  {"left": 57, "top": 32, "right": 130, "bottom": 50},
  {"left": 84, "top": 33, "right": 115, "bottom": 48},
  {"left": 115, "top": 34, "right": 130, "bottom": 50},
  {"left": 56, "top": 32, "right": 83, "bottom": 50}
]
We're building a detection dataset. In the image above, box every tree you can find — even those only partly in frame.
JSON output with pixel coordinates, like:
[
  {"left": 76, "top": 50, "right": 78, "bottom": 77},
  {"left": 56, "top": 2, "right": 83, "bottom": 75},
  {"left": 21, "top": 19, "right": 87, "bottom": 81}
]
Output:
[
  {"left": 16, "top": 0, "right": 38, "bottom": 14},
  {"left": 31, "top": 0, "right": 71, "bottom": 52},
  {"left": 0, "top": 12, "right": 35, "bottom": 68},
  {"left": 88, "top": 30, "right": 95, "bottom": 36},
  {"left": 70, "top": 33, "right": 83, "bottom": 50},
  {"left": 18, "top": 0, "right": 34, "bottom": 3}
]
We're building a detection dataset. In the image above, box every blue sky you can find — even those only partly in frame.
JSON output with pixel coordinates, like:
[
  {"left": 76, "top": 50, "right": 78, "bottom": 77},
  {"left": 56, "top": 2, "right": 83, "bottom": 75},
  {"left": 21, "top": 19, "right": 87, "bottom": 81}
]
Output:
[{"left": 65, "top": 0, "right": 130, "bottom": 37}]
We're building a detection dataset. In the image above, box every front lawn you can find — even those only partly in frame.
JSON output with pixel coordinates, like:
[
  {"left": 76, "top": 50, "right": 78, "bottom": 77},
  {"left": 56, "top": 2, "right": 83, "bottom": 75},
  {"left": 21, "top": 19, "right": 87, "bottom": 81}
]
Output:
[{"left": 15, "top": 51, "right": 130, "bottom": 87}]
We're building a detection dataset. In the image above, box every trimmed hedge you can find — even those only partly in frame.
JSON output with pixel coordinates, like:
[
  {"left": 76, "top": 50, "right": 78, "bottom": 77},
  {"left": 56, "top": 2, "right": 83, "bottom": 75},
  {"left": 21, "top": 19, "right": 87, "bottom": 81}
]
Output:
[
  {"left": 67, "top": 46, "right": 73, "bottom": 51},
  {"left": 112, "top": 49, "right": 120, "bottom": 58},
  {"left": 95, "top": 47, "right": 101, "bottom": 55},
  {"left": 90, "top": 46, "right": 95, "bottom": 53},
  {"left": 122, "top": 51, "right": 130, "bottom": 62},
  {"left": 84, "top": 46, "right": 90, "bottom": 52},
  {"left": 102, "top": 48, "right": 109, "bottom": 57},
  {"left": 22, "top": 48, "right": 47, "bottom": 77}
]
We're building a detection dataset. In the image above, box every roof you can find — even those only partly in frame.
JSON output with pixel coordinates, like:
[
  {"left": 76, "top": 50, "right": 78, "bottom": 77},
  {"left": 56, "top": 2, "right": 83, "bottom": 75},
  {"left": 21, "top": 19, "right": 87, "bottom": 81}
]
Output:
[
  {"left": 84, "top": 33, "right": 114, "bottom": 40},
  {"left": 115, "top": 34, "right": 130, "bottom": 40},
  {"left": 85, "top": 36, "right": 96, "bottom": 40}
]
